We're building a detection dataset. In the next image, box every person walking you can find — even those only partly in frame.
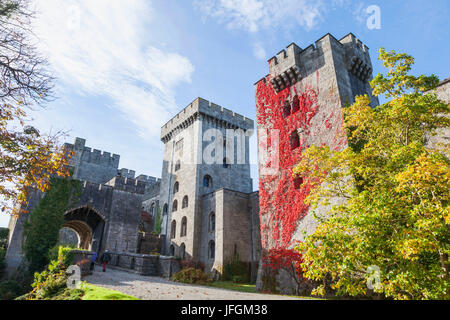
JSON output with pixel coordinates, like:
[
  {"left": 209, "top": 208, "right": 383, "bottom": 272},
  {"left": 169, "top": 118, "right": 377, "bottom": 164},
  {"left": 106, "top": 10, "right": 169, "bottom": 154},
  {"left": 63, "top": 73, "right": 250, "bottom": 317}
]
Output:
[
  {"left": 100, "top": 250, "right": 111, "bottom": 272},
  {"left": 90, "top": 251, "right": 98, "bottom": 271}
]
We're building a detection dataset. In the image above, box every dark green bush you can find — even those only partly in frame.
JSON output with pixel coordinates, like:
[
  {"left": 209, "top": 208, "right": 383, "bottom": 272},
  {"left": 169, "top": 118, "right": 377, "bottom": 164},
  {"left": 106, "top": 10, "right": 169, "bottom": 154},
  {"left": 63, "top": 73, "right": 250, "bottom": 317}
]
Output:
[
  {"left": 222, "top": 256, "right": 249, "bottom": 283},
  {"left": 0, "top": 248, "right": 6, "bottom": 279},
  {"left": 0, "top": 280, "right": 25, "bottom": 300},
  {"left": 172, "top": 267, "right": 212, "bottom": 285}
]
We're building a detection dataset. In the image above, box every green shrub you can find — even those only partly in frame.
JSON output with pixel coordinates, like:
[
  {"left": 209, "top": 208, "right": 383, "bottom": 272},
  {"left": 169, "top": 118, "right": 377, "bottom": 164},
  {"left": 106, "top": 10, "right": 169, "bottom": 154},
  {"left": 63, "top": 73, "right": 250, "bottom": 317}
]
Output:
[
  {"left": 223, "top": 255, "right": 249, "bottom": 283},
  {"left": 0, "top": 248, "right": 6, "bottom": 279},
  {"left": 172, "top": 268, "right": 212, "bottom": 285},
  {"left": 22, "top": 177, "right": 82, "bottom": 274},
  {"left": 0, "top": 280, "right": 25, "bottom": 300}
]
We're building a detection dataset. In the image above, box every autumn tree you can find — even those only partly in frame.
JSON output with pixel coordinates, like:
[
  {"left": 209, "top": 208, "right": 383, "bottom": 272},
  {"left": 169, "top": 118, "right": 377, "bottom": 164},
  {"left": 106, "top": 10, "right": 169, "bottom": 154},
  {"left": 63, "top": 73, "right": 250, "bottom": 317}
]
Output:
[
  {"left": 294, "top": 48, "right": 449, "bottom": 300},
  {"left": 0, "top": 0, "right": 70, "bottom": 216},
  {"left": 262, "top": 247, "right": 305, "bottom": 295}
]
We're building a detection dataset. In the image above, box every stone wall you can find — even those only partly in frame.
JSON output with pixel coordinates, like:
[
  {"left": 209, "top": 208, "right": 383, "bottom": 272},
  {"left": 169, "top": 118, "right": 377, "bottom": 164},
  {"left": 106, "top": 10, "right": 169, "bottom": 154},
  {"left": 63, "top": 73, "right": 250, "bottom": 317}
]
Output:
[
  {"left": 255, "top": 33, "right": 378, "bottom": 291},
  {"left": 106, "top": 252, "right": 180, "bottom": 278}
]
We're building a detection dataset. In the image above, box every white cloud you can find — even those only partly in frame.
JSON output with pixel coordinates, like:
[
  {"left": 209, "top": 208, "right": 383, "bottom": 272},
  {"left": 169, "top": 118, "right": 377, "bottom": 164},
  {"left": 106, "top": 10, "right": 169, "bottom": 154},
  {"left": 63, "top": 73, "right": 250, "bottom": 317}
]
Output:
[
  {"left": 195, "top": 0, "right": 325, "bottom": 32},
  {"left": 32, "top": 0, "right": 194, "bottom": 138},
  {"left": 252, "top": 43, "right": 267, "bottom": 60}
]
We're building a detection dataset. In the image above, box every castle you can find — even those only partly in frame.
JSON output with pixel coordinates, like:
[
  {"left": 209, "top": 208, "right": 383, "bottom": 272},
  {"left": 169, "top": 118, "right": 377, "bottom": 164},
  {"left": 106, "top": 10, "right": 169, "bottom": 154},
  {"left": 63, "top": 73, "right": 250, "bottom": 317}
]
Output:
[
  {"left": 6, "top": 32, "right": 448, "bottom": 292},
  {"left": 6, "top": 97, "right": 262, "bottom": 280}
]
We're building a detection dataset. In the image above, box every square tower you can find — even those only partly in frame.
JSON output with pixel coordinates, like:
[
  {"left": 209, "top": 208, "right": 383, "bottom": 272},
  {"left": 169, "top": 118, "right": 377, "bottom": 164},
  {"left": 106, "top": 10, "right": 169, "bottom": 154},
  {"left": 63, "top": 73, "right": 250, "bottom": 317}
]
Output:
[
  {"left": 159, "top": 98, "right": 254, "bottom": 263},
  {"left": 255, "top": 33, "right": 379, "bottom": 285}
]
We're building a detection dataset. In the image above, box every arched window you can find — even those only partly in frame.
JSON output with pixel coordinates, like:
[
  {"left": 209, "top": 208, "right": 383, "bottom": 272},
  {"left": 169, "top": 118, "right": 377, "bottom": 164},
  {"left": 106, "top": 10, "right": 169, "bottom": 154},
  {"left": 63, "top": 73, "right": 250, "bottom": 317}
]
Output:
[
  {"left": 290, "top": 130, "right": 300, "bottom": 150},
  {"left": 173, "top": 182, "right": 179, "bottom": 194},
  {"left": 169, "top": 245, "right": 175, "bottom": 256},
  {"left": 172, "top": 200, "right": 178, "bottom": 212},
  {"left": 179, "top": 243, "right": 186, "bottom": 260},
  {"left": 203, "top": 175, "right": 212, "bottom": 188},
  {"left": 209, "top": 212, "right": 216, "bottom": 232},
  {"left": 223, "top": 157, "right": 230, "bottom": 168},
  {"left": 292, "top": 95, "right": 300, "bottom": 113},
  {"left": 208, "top": 241, "right": 215, "bottom": 260},
  {"left": 170, "top": 220, "right": 176, "bottom": 239},
  {"left": 150, "top": 203, "right": 155, "bottom": 216},
  {"left": 175, "top": 160, "right": 181, "bottom": 171},
  {"left": 180, "top": 217, "right": 187, "bottom": 237},
  {"left": 163, "top": 204, "right": 168, "bottom": 216},
  {"left": 282, "top": 100, "right": 291, "bottom": 118},
  {"left": 182, "top": 196, "right": 188, "bottom": 209}
]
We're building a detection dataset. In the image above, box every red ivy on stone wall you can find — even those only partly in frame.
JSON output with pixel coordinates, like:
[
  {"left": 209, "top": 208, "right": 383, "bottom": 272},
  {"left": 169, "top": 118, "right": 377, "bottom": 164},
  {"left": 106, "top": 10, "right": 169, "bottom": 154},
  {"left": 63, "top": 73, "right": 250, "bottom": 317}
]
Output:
[
  {"left": 256, "top": 74, "right": 320, "bottom": 248},
  {"left": 262, "top": 247, "right": 305, "bottom": 285}
]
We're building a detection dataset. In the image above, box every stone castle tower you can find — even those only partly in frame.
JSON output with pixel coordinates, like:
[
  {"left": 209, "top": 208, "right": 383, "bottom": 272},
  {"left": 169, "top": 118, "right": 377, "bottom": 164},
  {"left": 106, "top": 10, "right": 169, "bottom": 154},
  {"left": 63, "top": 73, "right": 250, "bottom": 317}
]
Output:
[
  {"left": 157, "top": 97, "right": 260, "bottom": 276},
  {"left": 254, "top": 33, "right": 379, "bottom": 292}
]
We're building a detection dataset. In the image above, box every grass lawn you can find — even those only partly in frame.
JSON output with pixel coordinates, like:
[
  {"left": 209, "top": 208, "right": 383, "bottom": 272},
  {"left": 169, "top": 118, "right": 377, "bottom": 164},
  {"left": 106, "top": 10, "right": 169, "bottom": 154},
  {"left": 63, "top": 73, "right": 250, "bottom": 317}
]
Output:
[
  {"left": 205, "top": 281, "right": 322, "bottom": 300},
  {"left": 81, "top": 283, "right": 139, "bottom": 300},
  {"left": 206, "top": 281, "right": 258, "bottom": 294}
]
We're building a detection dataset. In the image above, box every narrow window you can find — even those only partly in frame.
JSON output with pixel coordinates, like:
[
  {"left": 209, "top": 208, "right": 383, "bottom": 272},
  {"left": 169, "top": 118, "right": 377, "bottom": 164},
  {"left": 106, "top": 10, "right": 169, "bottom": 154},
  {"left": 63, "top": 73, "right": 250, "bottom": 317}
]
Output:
[
  {"left": 290, "top": 130, "right": 300, "bottom": 150},
  {"left": 181, "top": 217, "right": 187, "bottom": 237},
  {"left": 203, "top": 175, "right": 212, "bottom": 188},
  {"left": 182, "top": 196, "right": 188, "bottom": 209},
  {"left": 173, "top": 182, "right": 179, "bottom": 194},
  {"left": 172, "top": 200, "right": 178, "bottom": 212},
  {"left": 180, "top": 243, "right": 186, "bottom": 259},
  {"left": 170, "top": 220, "right": 176, "bottom": 239},
  {"left": 282, "top": 101, "right": 291, "bottom": 118},
  {"left": 169, "top": 245, "right": 175, "bottom": 256},
  {"left": 163, "top": 204, "right": 168, "bottom": 216},
  {"left": 175, "top": 160, "right": 181, "bottom": 171},
  {"left": 209, "top": 241, "right": 215, "bottom": 260},
  {"left": 292, "top": 95, "right": 300, "bottom": 113},
  {"left": 209, "top": 212, "right": 216, "bottom": 232},
  {"left": 150, "top": 203, "right": 155, "bottom": 216}
]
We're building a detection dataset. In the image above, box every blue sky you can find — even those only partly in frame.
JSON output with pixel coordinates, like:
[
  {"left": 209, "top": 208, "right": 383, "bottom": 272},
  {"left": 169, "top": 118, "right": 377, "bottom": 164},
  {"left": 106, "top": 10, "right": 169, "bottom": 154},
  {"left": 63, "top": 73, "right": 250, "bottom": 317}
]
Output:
[{"left": 1, "top": 0, "right": 449, "bottom": 228}]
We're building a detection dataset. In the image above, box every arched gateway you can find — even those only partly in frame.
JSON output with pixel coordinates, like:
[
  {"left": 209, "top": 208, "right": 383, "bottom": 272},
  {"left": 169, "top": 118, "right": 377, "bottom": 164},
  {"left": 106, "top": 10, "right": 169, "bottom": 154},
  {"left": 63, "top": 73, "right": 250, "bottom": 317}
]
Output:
[{"left": 62, "top": 206, "right": 106, "bottom": 252}]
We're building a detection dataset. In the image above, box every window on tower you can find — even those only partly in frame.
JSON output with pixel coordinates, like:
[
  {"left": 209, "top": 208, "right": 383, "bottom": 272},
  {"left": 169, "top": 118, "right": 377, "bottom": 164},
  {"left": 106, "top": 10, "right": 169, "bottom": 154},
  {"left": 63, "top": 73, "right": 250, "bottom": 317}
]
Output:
[
  {"left": 282, "top": 101, "right": 291, "bottom": 119},
  {"left": 203, "top": 175, "right": 212, "bottom": 188},
  {"left": 292, "top": 95, "right": 300, "bottom": 113},
  {"left": 172, "top": 200, "right": 178, "bottom": 212},
  {"left": 290, "top": 130, "right": 300, "bottom": 150},
  {"left": 182, "top": 196, "right": 188, "bottom": 208}
]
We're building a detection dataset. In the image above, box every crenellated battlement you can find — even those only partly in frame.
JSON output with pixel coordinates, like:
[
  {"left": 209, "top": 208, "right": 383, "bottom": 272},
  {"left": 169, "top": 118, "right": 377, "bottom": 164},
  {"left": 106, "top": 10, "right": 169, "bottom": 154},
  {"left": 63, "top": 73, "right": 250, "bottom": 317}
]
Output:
[
  {"left": 65, "top": 137, "right": 120, "bottom": 169},
  {"left": 136, "top": 175, "right": 161, "bottom": 186},
  {"left": 119, "top": 168, "right": 136, "bottom": 179},
  {"left": 105, "top": 176, "right": 146, "bottom": 194},
  {"left": 261, "top": 32, "right": 373, "bottom": 92},
  {"left": 161, "top": 97, "right": 254, "bottom": 143}
]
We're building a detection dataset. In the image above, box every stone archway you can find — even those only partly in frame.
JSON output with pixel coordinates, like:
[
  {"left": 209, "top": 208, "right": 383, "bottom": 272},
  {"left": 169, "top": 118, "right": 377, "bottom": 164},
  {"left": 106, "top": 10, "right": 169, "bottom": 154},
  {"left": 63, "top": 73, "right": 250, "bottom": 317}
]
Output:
[{"left": 63, "top": 206, "right": 106, "bottom": 251}]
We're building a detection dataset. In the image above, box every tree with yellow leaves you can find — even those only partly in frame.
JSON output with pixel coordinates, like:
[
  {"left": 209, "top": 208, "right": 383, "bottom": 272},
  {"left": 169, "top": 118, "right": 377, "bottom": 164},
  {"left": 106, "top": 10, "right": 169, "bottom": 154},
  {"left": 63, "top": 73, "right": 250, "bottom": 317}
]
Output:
[
  {"left": 294, "top": 48, "right": 449, "bottom": 300},
  {"left": 0, "top": 0, "right": 70, "bottom": 217}
]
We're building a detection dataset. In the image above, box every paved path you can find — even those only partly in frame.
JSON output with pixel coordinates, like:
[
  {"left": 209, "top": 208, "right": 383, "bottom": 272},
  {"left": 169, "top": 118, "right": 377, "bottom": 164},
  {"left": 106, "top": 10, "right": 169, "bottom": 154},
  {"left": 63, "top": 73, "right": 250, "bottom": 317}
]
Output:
[{"left": 84, "top": 267, "right": 304, "bottom": 300}]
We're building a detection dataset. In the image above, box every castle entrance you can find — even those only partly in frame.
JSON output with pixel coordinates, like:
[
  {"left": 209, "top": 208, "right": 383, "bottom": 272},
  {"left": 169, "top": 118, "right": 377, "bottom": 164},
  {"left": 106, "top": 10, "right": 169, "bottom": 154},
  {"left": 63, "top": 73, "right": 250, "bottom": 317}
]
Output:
[{"left": 63, "top": 206, "right": 106, "bottom": 252}]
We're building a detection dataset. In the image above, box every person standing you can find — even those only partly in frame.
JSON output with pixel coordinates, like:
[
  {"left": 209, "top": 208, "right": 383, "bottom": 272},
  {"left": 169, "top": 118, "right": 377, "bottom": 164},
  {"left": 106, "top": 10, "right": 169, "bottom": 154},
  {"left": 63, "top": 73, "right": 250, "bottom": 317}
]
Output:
[
  {"left": 100, "top": 250, "right": 111, "bottom": 272},
  {"left": 90, "top": 251, "right": 98, "bottom": 271}
]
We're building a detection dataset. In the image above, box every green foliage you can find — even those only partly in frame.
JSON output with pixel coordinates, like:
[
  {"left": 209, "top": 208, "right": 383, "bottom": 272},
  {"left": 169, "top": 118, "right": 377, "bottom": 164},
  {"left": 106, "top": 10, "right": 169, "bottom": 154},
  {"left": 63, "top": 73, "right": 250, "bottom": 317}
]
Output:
[
  {"left": 155, "top": 207, "right": 163, "bottom": 234},
  {"left": 22, "top": 177, "right": 82, "bottom": 273},
  {"left": 172, "top": 267, "right": 212, "bottom": 285},
  {"left": 0, "top": 280, "right": 25, "bottom": 300},
  {"left": 22, "top": 246, "right": 76, "bottom": 300},
  {"left": 80, "top": 283, "right": 139, "bottom": 300},
  {"left": 295, "top": 48, "right": 450, "bottom": 300},
  {"left": 222, "top": 255, "right": 250, "bottom": 284},
  {"left": 0, "top": 1, "right": 19, "bottom": 17},
  {"left": 0, "top": 227, "right": 8, "bottom": 278}
]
